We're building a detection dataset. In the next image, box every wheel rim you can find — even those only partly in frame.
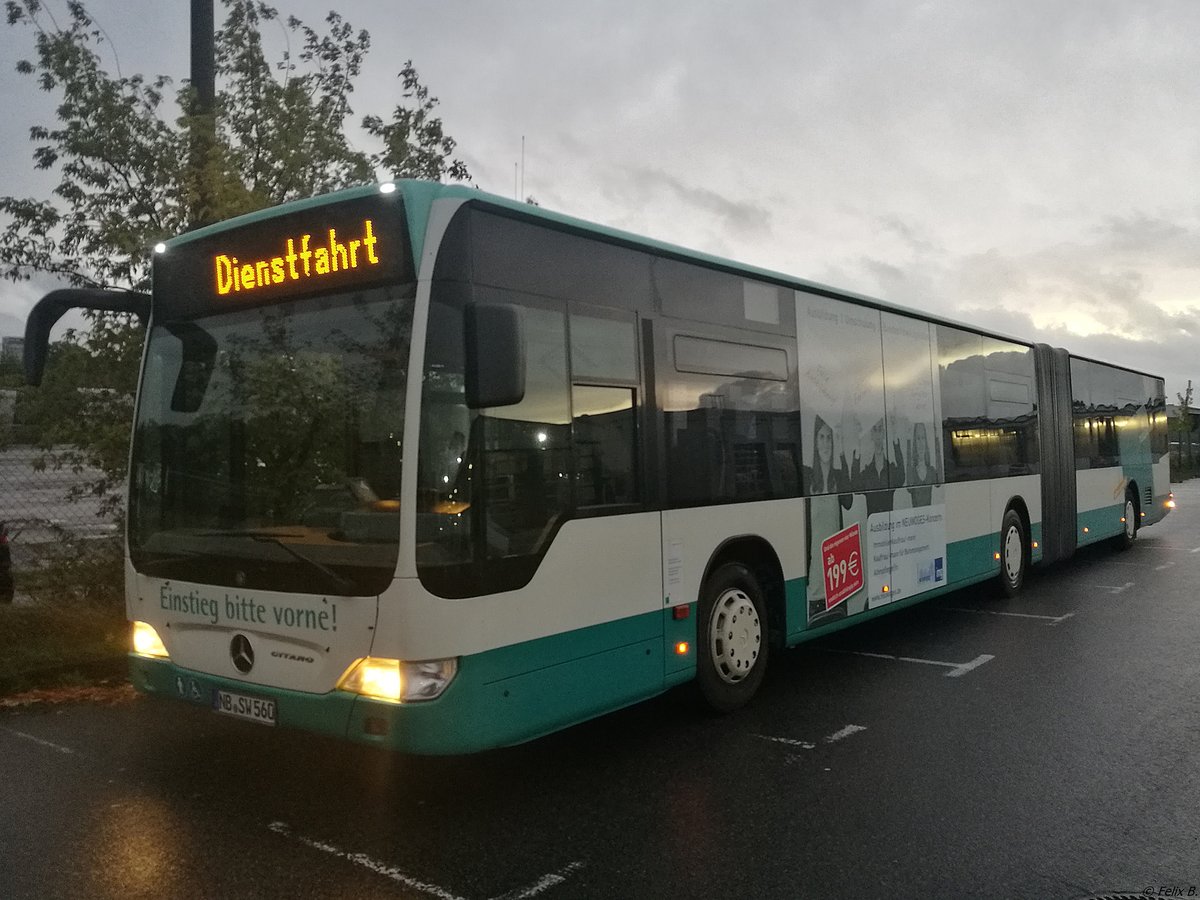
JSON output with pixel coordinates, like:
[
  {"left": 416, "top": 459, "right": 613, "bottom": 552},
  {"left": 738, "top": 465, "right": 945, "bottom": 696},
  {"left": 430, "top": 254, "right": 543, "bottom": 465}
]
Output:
[
  {"left": 708, "top": 588, "right": 761, "bottom": 685},
  {"left": 1124, "top": 499, "right": 1136, "bottom": 539},
  {"left": 1003, "top": 524, "right": 1023, "bottom": 584}
]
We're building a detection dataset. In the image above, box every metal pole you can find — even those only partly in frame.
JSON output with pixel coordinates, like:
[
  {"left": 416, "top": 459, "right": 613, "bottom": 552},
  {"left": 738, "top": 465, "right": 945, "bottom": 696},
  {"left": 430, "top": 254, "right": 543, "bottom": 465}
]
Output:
[
  {"left": 190, "top": 0, "right": 216, "bottom": 228},
  {"left": 191, "top": 0, "right": 215, "bottom": 116}
]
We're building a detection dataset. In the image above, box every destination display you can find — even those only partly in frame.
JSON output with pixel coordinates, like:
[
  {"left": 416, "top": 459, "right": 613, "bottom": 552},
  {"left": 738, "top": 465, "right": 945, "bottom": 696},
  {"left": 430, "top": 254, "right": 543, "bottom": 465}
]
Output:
[{"left": 153, "top": 192, "right": 413, "bottom": 320}]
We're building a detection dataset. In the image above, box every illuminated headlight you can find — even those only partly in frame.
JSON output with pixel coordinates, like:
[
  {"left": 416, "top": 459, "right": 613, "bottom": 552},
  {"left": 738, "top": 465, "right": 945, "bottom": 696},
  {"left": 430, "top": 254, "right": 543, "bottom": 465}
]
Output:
[
  {"left": 131, "top": 621, "right": 169, "bottom": 658},
  {"left": 337, "top": 657, "right": 458, "bottom": 703}
]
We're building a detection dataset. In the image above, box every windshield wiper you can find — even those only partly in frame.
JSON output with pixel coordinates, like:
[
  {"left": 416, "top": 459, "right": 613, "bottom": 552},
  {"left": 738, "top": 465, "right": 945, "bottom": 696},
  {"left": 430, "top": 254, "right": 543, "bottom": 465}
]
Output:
[
  {"left": 250, "top": 535, "right": 357, "bottom": 595},
  {"left": 199, "top": 529, "right": 356, "bottom": 595}
]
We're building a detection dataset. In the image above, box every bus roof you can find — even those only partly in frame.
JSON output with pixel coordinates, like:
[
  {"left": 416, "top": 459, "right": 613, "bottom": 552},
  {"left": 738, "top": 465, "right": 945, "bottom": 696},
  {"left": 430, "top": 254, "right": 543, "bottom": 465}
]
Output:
[{"left": 161, "top": 179, "right": 1163, "bottom": 384}]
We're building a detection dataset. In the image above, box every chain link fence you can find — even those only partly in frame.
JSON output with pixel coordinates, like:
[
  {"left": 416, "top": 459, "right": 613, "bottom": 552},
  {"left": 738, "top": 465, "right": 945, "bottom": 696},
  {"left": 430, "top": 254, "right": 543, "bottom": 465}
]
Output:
[{"left": 0, "top": 436, "right": 122, "bottom": 603}]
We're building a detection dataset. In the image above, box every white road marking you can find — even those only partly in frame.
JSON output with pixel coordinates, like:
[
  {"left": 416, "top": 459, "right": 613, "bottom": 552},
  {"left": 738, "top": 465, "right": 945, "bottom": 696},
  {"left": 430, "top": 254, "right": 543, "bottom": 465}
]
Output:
[
  {"left": 1095, "top": 582, "right": 1136, "bottom": 594},
  {"left": 269, "top": 821, "right": 584, "bottom": 900},
  {"left": 1191, "top": 546, "right": 1200, "bottom": 553},
  {"left": 945, "top": 607, "right": 1075, "bottom": 625},
  {"left": 489, "top": 862, "right": 586, "bottom": 900},
  {"left": 269, "top": 822, "right": 468, "bottom": 900},
  {"left": 0, "top": 726, "right": 77, "bottom": 755},
  {"left": 844, "top": 650, "right": 995, "bottom": 678},
  {"left": 946, "top": 654, "right": 995, "bottom": 677},
  {"left": 824, "top": 724, "right": 868, "bottom": 743},
  {"left": 754, "top": 734, "right": 816, "bottom": 750},
  {"left": 1155, "top": 562, "right": 1175, "bottom": 571},
  {"left": 755, "top": 725, "right": 868, "bottom": 752}
]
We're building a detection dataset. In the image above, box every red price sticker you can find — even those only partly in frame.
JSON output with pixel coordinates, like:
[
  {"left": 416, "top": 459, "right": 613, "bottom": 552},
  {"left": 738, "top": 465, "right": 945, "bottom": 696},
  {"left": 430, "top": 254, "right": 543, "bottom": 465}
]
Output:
[{"left": 821, "top": 523, "right": 863, "bottom": 611}]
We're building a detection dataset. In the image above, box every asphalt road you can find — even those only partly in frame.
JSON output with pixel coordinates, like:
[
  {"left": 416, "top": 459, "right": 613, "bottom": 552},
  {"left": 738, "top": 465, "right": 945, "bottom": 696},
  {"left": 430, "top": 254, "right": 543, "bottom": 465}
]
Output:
[{"left": 4, "top": 482, "right": 1200, "bottom": 899}]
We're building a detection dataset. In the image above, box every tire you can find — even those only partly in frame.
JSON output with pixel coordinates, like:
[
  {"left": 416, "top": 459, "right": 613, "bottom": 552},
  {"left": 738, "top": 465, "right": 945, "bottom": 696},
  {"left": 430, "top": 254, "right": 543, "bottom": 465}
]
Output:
[
  {"left": 1113, "top": 489, "right": 1138, "bottom": 551},
  {"left": 696, "top": 562, "right": 769, "bottom": 713},
  {"left": 999, "top": 509, "right": 1027, "bottom": 598}
]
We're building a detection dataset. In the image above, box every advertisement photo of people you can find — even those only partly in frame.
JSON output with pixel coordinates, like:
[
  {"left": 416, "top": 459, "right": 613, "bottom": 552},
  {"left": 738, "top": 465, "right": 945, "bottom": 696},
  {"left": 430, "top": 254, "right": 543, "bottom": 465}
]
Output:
[{"left": 796, "top": 292, "right": 947, "bottom": 625}]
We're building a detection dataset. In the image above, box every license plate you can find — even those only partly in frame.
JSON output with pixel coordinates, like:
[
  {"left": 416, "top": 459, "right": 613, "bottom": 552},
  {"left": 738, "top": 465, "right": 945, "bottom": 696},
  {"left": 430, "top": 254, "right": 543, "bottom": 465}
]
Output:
[{"left": 213, "top": 689, "right": 277, "bottom": 726}]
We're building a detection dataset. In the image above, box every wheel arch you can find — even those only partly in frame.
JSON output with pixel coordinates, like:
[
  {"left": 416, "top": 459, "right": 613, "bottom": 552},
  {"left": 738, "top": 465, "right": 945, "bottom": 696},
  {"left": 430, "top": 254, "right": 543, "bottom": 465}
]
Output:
[
  {"left": 1003, "top": 493, "right": 1031, "bottom": 537},
  {"left": 1125, "top": 479, "right": 1141, "bottom": 517},
  {"left": 702, "top": 534, "right": 787, "bottom": 649}
]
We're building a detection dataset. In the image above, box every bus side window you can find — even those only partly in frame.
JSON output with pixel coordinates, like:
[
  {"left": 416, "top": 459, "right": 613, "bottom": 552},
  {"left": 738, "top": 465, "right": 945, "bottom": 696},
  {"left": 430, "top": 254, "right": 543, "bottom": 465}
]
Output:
[
  {"left": 478, "top": 302, "right": 571, "bottom": 557},
  {"left": 568, "top": 308, "right": 640, "bottom": 510},
  {"left": 662, "top": 329, "right": 799, "bottom": 507},
  {"left": 572, "top": 386, "right": 637, "bottom": 506}
]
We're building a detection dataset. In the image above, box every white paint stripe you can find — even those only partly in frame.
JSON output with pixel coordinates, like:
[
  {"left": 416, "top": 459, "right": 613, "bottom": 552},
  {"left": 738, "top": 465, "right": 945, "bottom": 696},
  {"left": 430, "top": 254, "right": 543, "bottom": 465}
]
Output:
[
  {"left": 1155, "top": 562, "right": 1175, "bottom": 571},
  {"left": 0, "top": 726, "right": 77, "bottom": 755},
  {"left": 1050, "top": 612, "right": 1076, "bottom": 626},
  {"left": 1191, "top": 547, "right": 1200, "bottom": 553},
  {"left": 946, "top": 654, "right": 995, "bottom": 678},
  {"left": 269, "top": 822, "right": 467, "bottom": 900},
  {"left": 945, "top": 607, "right": 1068, "bottom": 623},
  {"left": 489, "top": 862, "right": 586, "bottom": 900},
  {"left": 1095, "top": 582, "right": 1135, "bottom": 594},
  {"left": 893, "top": 654, "right": 957, "bottom": 668},
  {"left": 849, "top": 650, "right": 947, "bottom": 667},
  {"left": 754, "top": 734, "right": 816, "bottom": 749},
  {"left": 824, "top": 724, "right": 867, "bottom": 743},
  {"left": 844, "top": 650, "right": 994, "bottom": 678}
]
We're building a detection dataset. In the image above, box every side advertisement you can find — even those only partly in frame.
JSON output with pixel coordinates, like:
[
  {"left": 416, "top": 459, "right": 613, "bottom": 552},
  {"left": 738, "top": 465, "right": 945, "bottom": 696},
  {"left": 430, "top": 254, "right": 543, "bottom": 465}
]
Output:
[{"left": 797, "top": 292, "right": 947, "bottom": 625}]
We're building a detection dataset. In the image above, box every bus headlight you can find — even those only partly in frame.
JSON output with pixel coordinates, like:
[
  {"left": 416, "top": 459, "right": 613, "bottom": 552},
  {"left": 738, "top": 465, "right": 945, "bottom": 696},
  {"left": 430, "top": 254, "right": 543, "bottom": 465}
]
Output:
[
  {"left": 131, "top": 621, "right": 169, "bottom": 658},
  {"left": 337, "top": 657, "right": 458, "bottom": 703}
]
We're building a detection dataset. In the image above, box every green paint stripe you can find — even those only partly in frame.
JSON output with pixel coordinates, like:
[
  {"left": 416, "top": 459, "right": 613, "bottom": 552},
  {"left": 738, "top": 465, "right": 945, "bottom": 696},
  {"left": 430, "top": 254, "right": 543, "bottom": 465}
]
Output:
[
  {"left": 785, "top": 531, "right": 1002, "bottom": 641},
  {"left": 129, "top": 655, "right": 358, "bottom": 738},
  {"left": 1076, "top": 504, "right": 1124, "bottom": 546},
  {"left": 129, "top": 609, "right": 669, "bottom": 755}
]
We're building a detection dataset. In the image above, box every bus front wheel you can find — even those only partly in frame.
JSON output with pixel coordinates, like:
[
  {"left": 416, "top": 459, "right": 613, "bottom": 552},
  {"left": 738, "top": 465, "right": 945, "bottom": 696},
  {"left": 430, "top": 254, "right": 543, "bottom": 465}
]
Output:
[
  {"left": 696, "top": 562, "right": 768, "bottom": 713},
  {"left": 999, "top": 509, "right": 1027, "bottom": 598},
  {"left": 1114, "top": 489, "right": 1138, "bottom": 551}
]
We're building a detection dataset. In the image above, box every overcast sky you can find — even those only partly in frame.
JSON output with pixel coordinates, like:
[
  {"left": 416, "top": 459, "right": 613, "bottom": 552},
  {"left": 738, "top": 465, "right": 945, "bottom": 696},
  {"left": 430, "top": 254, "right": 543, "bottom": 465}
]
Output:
[{"left": 1, "top": 0, "right": 1197, "bottom": 400}]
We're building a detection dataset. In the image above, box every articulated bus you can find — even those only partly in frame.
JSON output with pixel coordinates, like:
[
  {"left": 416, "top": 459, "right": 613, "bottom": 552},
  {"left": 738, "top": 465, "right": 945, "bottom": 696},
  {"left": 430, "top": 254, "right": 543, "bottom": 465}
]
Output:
[{"left": 25, "top": 180, "right": 1173, "bottom": 753}]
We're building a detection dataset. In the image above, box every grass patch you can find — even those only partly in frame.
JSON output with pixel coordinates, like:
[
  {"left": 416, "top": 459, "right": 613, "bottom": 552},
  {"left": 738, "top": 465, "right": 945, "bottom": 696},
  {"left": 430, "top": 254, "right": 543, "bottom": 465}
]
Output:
[
  {"left": 0, "top": 601, "right": 128, "bottom": 693},
  {"left": 1, "top": 535, "right": 128, "bottom": 694}
]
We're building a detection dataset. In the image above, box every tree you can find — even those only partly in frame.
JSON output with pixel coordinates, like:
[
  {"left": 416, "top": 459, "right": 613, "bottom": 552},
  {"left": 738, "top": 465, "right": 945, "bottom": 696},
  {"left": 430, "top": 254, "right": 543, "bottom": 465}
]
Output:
[
  {"left": 1175, "top": 379, "right": 1195, "bottom": 476},
  {"left": 0, "top": 0, "right": 470, "bottom": 521}
]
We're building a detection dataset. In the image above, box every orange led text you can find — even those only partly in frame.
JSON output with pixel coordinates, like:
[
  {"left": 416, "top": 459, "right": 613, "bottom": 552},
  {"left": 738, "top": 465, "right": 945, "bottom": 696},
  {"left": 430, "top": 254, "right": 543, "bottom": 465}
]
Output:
[{"left": 214, "top": 219, "right": 381, "bottom": 296}]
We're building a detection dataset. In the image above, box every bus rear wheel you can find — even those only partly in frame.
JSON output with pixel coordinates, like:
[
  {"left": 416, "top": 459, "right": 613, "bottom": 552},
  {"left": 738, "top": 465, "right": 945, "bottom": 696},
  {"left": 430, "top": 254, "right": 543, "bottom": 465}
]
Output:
[
  {"left": 1113, "top": 489, "right": 1138, "bottom": 551},
  {"left": 999, "top": 509, "right": 1027, "bottom": 598},
  {"left": 696, "top": 562, "right": 768, "bottom": 713}
]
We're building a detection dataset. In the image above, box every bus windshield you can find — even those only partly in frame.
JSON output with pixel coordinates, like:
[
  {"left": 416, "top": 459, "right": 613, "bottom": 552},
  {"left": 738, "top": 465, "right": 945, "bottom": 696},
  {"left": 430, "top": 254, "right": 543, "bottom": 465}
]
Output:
[{"left": 129, "top": 287, "right": 415, "bottom": 597}]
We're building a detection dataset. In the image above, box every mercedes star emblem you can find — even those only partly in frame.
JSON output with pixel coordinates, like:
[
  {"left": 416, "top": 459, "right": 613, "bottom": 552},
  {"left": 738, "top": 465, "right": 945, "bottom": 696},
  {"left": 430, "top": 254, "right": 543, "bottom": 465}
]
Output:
[{"left": 230, "top": 634, "right": 255, "bottom": 674}]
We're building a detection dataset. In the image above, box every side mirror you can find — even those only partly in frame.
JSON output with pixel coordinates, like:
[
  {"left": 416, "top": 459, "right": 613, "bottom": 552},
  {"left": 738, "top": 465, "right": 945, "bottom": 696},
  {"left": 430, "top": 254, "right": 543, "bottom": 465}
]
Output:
[
  {"left": 165, "top": 322, "right": 218, "bottom": 413},
  {"left": 465, "top": 303, "right": 525, "bottom": 409},
  {"left": 24, "top": 288, "right": 150, "bottom": 386}
]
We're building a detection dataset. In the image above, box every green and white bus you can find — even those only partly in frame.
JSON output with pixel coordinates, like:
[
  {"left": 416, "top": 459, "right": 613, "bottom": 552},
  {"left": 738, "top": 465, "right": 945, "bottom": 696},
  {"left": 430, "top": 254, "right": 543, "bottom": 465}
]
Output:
[{"left": 25, "top": 180, "right": 1173, "bottom": 753}]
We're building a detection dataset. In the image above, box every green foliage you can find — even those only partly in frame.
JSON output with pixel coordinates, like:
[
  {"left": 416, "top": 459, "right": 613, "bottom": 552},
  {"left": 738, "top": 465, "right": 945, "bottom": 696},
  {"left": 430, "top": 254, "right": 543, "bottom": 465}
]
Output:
[
  {"left": 14, "top": 319, "right": 140, "bottom": 513},
  {"left": 363, "top": 61, "right": 471, "bottom": 182},
  {"left": 1, "top": 0, "right": 471, "bottom": 524},
  {"left": 0, "top": 544, "right": 127, "bottom": 689},
  {"left": 1172, "top": 379, "right": 1195, "bottom": 481}
]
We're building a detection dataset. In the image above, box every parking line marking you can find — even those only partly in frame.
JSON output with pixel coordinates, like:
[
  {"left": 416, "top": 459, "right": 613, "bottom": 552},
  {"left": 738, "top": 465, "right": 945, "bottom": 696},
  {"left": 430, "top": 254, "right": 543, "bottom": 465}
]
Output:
[
  {"left": 0, "top": 726, "right": 77, "bottom": 756},
  {"left": 843, "top": 650, "right": 995, "bottom": 678},
  {"left": 945, "top": 607, "right": 1075, "bottom": 625},
  {"left": 1095, "top": 582, "right": 1136, "bottom": 594},
  {"left": 946, "top": 654, "right": 995, "bottom": 677},
  {"left": 269, "top": 822, "right": 468, "bottom": 900},
  {"left": 754, "top": 734, "right": 816, "bottom": 749},
  {"left": 824, "top": 724, "right": 868, "bottom": 743},
  {"left": 489, "top": 862, "right": 586, "bottom": 900}
]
